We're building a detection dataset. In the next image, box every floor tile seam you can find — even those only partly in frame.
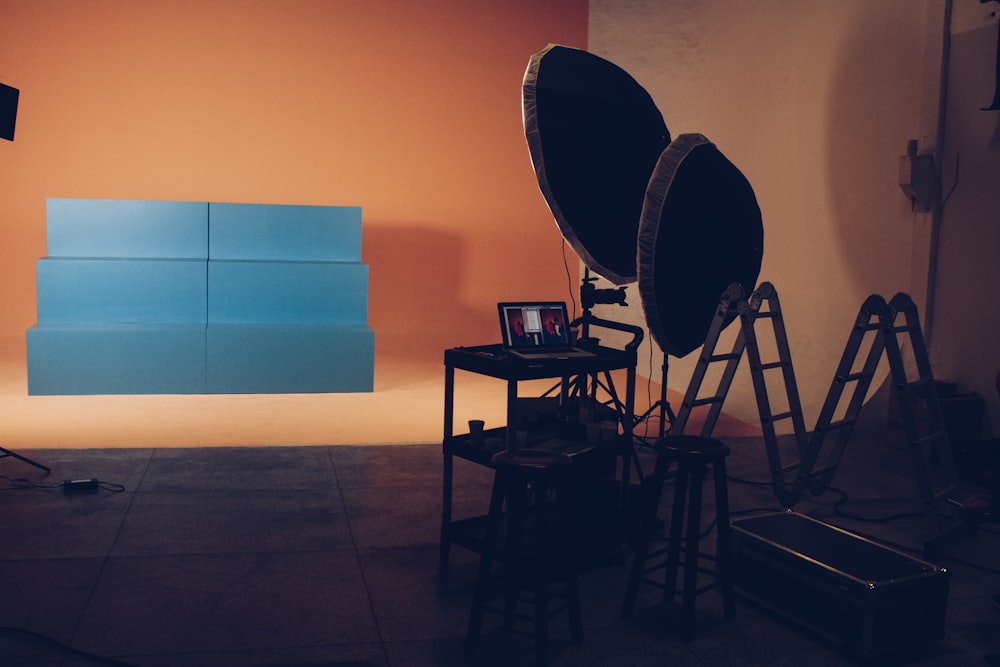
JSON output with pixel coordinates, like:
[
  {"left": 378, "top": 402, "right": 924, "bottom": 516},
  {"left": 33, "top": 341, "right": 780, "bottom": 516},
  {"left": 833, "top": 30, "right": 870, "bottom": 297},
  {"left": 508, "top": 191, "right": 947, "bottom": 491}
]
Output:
[
  {"left": 102, "top": 638, "right": 390, "bottom": 664},
  {"left": 326, "top": 446, "right": 390, "bottom": 656},
  {"left": 0, "top": 554, "right": 109, "bottom": 566},
  {"left": 66, "top": 448, "right": 157, "bottom": 656},
  {"left": 350, "top": 543, "right": 448, "bottom": 557},
  {"left": 102, "top": 545, "right": 362, "bottom": 561},
  {"left": 129, "top": 445, "right": 342, "bottom": 487},
  {"left": 120, "top": 447, "right": 165, "bottom": 495},
  {"left": 127, "top": 486, "right": 345, "bottom": 496},
  {"left": 337, "top": 482, "right": 446, "bottom": 491}
]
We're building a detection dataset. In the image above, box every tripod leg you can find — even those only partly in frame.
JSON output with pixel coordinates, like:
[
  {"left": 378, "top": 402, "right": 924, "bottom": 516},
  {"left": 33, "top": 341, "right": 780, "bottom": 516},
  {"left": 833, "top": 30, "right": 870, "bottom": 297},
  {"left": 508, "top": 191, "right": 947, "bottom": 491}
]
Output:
[{"left": 0, "top": 447, "right": 51, "bottom": 473}]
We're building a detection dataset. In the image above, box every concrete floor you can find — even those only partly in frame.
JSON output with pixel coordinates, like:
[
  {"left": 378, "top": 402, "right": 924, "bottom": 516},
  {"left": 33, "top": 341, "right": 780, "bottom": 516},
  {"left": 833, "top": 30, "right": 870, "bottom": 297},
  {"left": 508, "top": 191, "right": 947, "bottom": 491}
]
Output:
[{"left": 1, "top": 434, "right": 998, "bottom": 666}]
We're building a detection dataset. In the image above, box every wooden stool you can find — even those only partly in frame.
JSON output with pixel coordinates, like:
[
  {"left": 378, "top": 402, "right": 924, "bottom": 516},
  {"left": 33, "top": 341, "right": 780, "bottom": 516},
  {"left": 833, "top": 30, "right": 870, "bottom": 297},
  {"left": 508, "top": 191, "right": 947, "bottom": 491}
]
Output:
[
  {"left": 621, "top": 435, "right": 735, "bottom": 642},
  {"left": 467, "top": 449, "right": 583, "bottom": 665}
]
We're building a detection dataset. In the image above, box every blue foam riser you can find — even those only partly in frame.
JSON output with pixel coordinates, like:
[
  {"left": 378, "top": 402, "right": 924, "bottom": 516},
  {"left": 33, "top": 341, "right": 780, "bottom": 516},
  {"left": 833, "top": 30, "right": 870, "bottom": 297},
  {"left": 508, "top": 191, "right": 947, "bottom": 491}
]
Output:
[
  {"left": 208, "top": 260, "right": 368, "bottom": 324},
  {"left": 46, "top": 199, "right": 208, "bottom": 259},
  {"left": 27, "top": 324, "right": 207, "bottom": 395},
  {"left": 209, "top": 203, "right": 362, "bottom": 262},
  {"left": 207, "top": 324, "right": 374, "bottom": 394},
  {"left": 35, "top": 258, "right": 207, "bottom": 324}
]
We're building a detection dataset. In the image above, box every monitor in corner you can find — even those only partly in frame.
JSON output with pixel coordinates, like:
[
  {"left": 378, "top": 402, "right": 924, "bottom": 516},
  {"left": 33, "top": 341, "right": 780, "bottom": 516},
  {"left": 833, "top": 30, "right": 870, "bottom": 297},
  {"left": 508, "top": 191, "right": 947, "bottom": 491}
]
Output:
[{"left": 1, "top": 82, "right": 20, "bottom": 142}]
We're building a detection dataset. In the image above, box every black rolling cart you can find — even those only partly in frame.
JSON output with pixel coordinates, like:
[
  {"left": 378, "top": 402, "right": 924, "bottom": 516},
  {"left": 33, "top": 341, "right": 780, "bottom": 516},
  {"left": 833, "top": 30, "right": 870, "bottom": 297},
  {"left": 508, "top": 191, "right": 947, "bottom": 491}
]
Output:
[{"left": 439, "top": 342, "right": 638, "bottom": 574}]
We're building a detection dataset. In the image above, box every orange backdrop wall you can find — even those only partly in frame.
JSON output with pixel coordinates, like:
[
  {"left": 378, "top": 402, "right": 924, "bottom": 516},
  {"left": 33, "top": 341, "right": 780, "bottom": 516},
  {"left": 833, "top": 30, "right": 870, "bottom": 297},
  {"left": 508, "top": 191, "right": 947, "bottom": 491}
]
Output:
[{"left": 0, "top": 0, "right": 589, "bottom": 365}]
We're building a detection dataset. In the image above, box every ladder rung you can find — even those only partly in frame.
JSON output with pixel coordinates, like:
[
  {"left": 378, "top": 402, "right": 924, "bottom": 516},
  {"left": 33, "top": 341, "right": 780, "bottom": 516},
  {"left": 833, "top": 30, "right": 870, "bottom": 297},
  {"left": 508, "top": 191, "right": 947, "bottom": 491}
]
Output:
[
  {"left": 753, "top": 311, "right": 778, "bottom": 320},
  {"left": 758, "top": 361, "right": 788, "bottom": 371},
  {"left": 903, "top": 377, "right": 935, "bottom": 391},
  {"left": 766, "top": 411, "right": 795, "bottom": 422},
  {"left": 895, "top": 382, "right": 934, "bottom": 399},
  {"left": 810, "top": 464, "right": 836, "bottom": 478},
  {"left": 690, "top": 396, "right": 724, "bottom": 408},
  {"left": 916, "top": 431, "right": 948, "bottom": 448},
  {"left": 933, "top": 486, "right": 959, "bottom": 502},
  {"left": 818, "top": 419, "right": 853, "bottom": 433},
  {"left": 708, "top": 352, "right": 742, "bottom": 362},
  {"left": 843, "top": 370, "right": 874, "bottom": 382}
]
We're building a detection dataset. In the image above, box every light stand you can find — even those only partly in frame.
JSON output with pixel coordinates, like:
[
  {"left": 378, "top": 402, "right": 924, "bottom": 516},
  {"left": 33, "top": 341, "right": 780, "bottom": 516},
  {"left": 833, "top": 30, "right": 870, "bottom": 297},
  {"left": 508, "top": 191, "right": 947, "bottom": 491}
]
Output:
[
  {"left": 567, "top": 269, "right": 654, "bottom": 439},
  {"left": 571, "top": 271, "right": 675, "bottom": 442},
  {"left": 0, "top": 447, "right": 50, "bottom": 473},
  {"left": 635, "top": 353, "right": 675, "bottom": 441},
  {"left": 1, "top": 81, "right": 48, "bottom": 474}
]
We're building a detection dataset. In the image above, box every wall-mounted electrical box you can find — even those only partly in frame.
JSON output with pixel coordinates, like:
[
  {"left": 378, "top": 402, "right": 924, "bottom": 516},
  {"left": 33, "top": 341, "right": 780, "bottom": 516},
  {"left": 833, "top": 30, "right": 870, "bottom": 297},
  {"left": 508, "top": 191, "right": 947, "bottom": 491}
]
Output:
[{"left": 898, "top": 139, "right": 936, "bottom": 212}]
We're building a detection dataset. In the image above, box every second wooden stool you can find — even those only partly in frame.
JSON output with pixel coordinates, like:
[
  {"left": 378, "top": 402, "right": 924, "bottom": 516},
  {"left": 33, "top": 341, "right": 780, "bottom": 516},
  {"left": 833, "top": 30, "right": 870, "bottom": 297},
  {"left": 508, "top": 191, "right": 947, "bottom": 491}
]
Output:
[
  {"left": 467, "top": 448, "right": 583, "bottom": 665},
  {"left": 621, "top": 435, "right": 735, "bottom": 642}
]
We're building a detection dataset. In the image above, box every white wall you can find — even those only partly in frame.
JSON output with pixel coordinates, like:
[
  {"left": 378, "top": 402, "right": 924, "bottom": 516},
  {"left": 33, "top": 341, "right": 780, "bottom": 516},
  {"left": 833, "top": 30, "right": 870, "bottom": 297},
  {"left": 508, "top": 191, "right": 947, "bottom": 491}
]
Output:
[
  {"left": 587, "top": 0, "right": 999, "bottom": 437},
  {"left": 931, "top": 2, "right": 1000, "bottom": 436}
]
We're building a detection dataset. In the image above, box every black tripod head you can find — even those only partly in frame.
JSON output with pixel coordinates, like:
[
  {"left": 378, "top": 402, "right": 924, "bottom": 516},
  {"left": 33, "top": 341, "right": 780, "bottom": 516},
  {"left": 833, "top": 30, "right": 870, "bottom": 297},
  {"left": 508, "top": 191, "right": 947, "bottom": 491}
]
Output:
[{"left": 581, "top": 272, "right": 628, "bottom": 310}]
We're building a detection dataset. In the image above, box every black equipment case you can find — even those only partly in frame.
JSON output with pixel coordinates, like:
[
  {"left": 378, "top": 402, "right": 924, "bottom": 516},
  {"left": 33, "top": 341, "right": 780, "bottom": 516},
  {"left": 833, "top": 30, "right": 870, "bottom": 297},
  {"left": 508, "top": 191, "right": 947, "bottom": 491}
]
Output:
[{"left": 731, "top": 511, "right": 949, "bottom": 659}]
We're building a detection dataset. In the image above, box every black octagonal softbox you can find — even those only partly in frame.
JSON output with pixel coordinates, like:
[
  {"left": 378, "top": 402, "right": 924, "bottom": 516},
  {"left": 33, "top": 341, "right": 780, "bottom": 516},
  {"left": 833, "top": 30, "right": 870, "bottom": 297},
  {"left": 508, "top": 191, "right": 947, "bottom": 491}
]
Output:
[
  {"left": 522, "top": 44, "right": 671, "bottom": 285},
  {"left": 637, "top": 133, "right": 764, "bottom": 358}
]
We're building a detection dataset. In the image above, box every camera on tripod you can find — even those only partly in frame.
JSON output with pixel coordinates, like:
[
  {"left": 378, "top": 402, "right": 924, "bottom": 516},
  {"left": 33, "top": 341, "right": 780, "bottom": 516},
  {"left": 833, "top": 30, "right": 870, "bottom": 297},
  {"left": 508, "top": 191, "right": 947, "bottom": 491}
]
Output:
[{"left": 581, "top": 273, "right": 628, "bottom": 310}]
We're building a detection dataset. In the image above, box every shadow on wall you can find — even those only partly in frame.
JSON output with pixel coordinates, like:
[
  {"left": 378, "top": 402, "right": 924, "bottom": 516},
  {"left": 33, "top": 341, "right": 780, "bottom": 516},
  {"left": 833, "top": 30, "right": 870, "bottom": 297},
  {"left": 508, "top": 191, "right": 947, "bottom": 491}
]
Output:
[
  {"left": 365, "top": 224, "right": 492, "bottom": 363},
  {"left": 826, "top": 6, "right": 921, "bottom": 296},
  {"left": 820, "top": 7, "right": 927, "bottom": 431}
]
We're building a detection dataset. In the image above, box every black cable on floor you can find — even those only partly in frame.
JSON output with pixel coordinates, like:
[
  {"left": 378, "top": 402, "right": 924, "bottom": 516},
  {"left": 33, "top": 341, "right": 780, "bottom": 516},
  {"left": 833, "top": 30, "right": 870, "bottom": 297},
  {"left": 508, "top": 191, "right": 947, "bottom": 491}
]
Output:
[
  {"left": 729, "top": 505, "right": 786, "bottom": 516},
  {"left": 827, "top": 485, "right": 925, "bottom": 523},
  {"left": 0, "top": 475, "right": 61, "bottom": 491},
  {"left": 98, "top": 481, "right": 126, "bottom": 493},
  {"left": 726, "top": 473, "right": 772, "bottom": 487}
]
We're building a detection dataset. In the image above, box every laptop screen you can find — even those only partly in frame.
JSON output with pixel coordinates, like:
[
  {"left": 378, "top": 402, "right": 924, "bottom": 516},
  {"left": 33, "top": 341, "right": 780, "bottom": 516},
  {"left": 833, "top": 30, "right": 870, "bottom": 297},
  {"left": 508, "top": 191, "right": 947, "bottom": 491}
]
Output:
[{"left": 498, "top": 302, "right": 572, "bottom": 349}]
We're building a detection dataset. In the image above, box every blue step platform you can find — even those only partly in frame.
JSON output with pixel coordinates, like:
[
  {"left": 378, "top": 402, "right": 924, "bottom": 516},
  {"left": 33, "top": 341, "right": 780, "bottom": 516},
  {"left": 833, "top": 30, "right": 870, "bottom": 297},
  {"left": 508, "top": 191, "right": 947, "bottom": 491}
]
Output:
[
  {"left": 209, "top": 202, "right": 362, "bottom": 262},
  {"left": 207, "top": 324, "right": 374, "bottom": 394},
  {"left": 35, "top": 258, "right": 207, "bottom": 324},
  {"left": 27, "top": 199, "right": 374, "bottom": 395},
  {"left": 45, "top": 199, "right": 208, "bottom": 259}
]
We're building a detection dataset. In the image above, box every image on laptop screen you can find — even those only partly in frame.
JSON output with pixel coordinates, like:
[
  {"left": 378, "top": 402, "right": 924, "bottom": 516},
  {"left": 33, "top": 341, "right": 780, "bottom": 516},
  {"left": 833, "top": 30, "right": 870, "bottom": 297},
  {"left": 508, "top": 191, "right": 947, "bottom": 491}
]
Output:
[{"left": 498, "top": 302, "right": 571, "bottom": 349}]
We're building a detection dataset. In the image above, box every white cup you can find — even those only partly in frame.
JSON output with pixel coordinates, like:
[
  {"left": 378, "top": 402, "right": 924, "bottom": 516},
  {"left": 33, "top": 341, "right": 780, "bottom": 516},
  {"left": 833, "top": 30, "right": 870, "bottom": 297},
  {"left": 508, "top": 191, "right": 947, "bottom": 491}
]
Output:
[
  {"left": 600, "top": 421, "right": 618, "bottom": 443},
  {"left": 468, "top": 419, "right": 485, "bottom": 445},
  {"left": 514, "top": 430, "right": 528, "bottom": 449}
]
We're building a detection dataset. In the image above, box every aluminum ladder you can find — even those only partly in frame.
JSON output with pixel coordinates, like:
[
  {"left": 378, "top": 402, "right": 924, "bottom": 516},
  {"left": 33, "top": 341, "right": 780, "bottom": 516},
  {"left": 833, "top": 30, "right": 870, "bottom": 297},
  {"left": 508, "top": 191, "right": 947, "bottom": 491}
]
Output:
[
  {"left": 879, "top": 292, "right": 962, "bottom": 549},
  {"left": 669, "top": 282, "right": 963, "bottom": 546}
]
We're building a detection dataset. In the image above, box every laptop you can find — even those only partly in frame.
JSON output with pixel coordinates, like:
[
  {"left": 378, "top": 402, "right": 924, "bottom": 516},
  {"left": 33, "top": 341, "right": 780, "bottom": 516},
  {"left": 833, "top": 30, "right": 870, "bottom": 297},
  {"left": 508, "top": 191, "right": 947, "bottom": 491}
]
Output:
[{"left": 498, "top": 301, "right": 595, "bottom": 359}]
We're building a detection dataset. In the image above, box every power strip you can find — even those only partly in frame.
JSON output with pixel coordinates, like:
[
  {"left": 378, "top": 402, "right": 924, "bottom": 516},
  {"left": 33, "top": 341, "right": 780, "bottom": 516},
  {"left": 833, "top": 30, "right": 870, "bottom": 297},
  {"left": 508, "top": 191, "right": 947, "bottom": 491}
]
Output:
[{"left": 63, "top": 478, "right": 99, "bottom": 493}]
